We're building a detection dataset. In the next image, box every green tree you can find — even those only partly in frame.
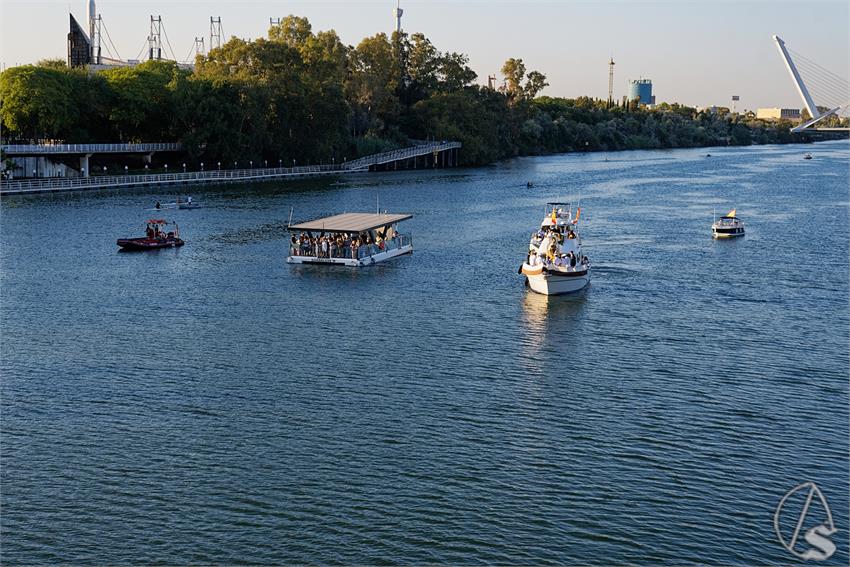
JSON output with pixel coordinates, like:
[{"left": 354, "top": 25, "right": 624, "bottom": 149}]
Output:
[{"left": 0, "top": 65, "right": 75, "bottom": 140}]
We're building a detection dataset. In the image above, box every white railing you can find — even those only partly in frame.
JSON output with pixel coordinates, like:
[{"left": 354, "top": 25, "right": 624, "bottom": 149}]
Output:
[
  {"left": 1, "top": 141, "right": 461, "bottom": 194},
  {"left": 0, "top": 165, "right": 353, "bottom": 193},
  {"left": 344, "top": 141, "right": 461, "bottom": 170},
  {"left": 1, "top": 142, "right": 182, "bottom": 154}
]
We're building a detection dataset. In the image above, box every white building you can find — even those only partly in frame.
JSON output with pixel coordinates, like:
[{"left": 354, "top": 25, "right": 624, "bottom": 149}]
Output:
[{"left": 756, "top": 108, "right": 801, "bottom": 121}]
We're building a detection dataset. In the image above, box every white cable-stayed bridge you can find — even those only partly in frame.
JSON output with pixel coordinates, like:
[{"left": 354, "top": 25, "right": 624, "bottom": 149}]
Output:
[{"left": 773, "top": 35, "right": 849, "bottom": 133}]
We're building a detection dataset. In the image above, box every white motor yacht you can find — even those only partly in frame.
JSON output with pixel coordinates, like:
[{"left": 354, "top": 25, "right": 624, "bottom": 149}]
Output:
[
  {"left": 712, "top": 209, "right": 745, "bottom": 238},
  {"left": 519, "top": 202, "right": 590, "bottom": 295}
]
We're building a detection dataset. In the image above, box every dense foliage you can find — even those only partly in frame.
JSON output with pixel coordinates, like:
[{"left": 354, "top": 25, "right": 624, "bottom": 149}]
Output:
[{"left": 1, "top": 18, "right": 835, "bottom": 166}]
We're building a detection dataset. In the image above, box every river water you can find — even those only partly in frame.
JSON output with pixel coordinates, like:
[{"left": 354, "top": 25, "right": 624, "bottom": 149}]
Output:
[{"left": 2, "top": 141, "right": 848, "bottom": 564}]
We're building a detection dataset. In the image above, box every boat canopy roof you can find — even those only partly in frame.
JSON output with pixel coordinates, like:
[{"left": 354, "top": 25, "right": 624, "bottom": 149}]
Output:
[
  {"left": 146, "top": 219, "right": 170, "bottom": 224},
  {"left": 546, "top": 202, "right": 571, "bottom": 207},
  {"left": 289, "top": 212, "right": 413, "bottom": 233}
]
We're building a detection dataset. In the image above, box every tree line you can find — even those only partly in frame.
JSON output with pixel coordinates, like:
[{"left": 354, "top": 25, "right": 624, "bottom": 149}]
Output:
[{"left": 0, "top": 16, "right": 832, "bottom": 167}]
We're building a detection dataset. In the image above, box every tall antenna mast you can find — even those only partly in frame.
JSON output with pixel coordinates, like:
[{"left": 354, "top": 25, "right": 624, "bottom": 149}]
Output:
[
  {"left": 210, "top": 16, "right": 222, "bottom": 51},
  {"left": 148, "top": 15, "right": 162, "bottom": 60},
  {"left": 87, "top": 0, "right": 97, "bottom": 61},
  {"left": 394, "top": 0, "right": 403, "bottom": 34},
  {"left": 194, "top": 37, "right": 205, "bottom": 57},
  {"left": 608, "top": 57, "right": 615, "bottom": 107},
  {"left": 92, "top": 15, "right": 103, "bottom": 64}
]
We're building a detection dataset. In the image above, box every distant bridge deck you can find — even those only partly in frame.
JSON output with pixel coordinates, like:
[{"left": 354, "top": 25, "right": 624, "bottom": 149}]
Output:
[
  {"left": 1, "top": 142, "right": 183, "bottom": 156},
  {"left": 0, "top": 142, "right": 461, "bottom": 195}
]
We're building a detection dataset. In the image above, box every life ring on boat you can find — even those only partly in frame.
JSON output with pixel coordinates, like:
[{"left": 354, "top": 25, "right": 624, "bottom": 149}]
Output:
[{"left": 521, "top": 264, "right": 543, "bottom": 276}]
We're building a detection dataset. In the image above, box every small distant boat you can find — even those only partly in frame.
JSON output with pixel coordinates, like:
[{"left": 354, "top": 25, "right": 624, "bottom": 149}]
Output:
[
  {"left": 152, "top": 197, "right": 199, "bottom": 210},
  {"left": 177, "top": 200, "right": 200, "bottom": 210},
  {"left": 118, "top": 219, "right": 185, "bottom": 250},
  {"left": 519, "top": 202, "right": 590, "bottom": 295},
  {"left": 803, "top": 153, "right": 813, "bottom": 160},
  {"left": 712, "top": 209, "right": 745, "bottom": 238},
  {"left": 706, "top": 153, "right": 712, "bottom": 158},
  {"left": 153, "top": 200, "right": 176, "bottom": 210},
  {"left": 526, "top": 181, "right": 535, "bottom": 188}
]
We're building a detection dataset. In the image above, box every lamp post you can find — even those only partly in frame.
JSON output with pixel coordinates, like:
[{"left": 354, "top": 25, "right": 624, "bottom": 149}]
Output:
[
  {"left": 200, "top": 162, "right": 204, "bottom": 171},
  {"left": 144, "top": 164, "right": 149, "bottom": 172},
  {"left": 183, "top": 163, "right": 186, "bottom": 173},
  {"left": 103, "top": 166, "right": 107, "bottom": 174},
  {"left": 249, "top": 160, "right": 253, "bottom": 169},
  {"left": 264, "top": 160, "right": 267, "bottom": 168},
  {"left": 278, "top": 159, "right": 282, "bottom": 168},
  {"left": 33, "top": 169, "right": 37, "bottom": 178},
  {"left": 217, "top": 162, "right": 221, "bottom": 171},
  {"left": 164, "top": 164, "right": 168, "bottom": 174},
  {"left": 124, "top": 165, "right": 128, "bottom": 175},
  {"left": 233, "top": 161, "right": 237, "bottom": 169}
]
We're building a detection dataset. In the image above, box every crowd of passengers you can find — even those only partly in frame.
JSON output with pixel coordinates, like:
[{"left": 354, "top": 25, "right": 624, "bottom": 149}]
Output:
[
  {"left": 528, "top": 224, "right": 589, "bottom": 269},
  {"left": 290, "top": 231, "right": 404, "bottom": 259}
]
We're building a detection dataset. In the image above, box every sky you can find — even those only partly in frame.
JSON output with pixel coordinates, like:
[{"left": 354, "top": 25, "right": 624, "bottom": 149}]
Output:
[{"left": 1, "top": 0, "right": 848, "bottom": 110}]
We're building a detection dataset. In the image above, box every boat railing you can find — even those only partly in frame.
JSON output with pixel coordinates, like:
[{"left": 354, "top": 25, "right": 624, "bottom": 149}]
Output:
[{"left": 289, "top": 234, "right": 412, "bottom": 260}]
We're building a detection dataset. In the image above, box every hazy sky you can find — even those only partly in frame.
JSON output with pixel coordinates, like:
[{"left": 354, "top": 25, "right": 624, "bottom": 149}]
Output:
[{"left": 1, "top": 0, "right": 848, "bottom": 110}]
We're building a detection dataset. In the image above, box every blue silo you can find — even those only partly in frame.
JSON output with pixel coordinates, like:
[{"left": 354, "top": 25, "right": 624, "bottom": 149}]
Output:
[{"left": 628, "top": 79, "right": 653, "bottom": 106}]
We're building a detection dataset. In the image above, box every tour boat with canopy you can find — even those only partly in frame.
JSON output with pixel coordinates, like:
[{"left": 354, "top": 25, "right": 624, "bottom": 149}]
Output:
[
  {"left": 117, "top": 219, "right": 184, "bottom": 250},
  {"left": 286, "top": 212, "right": 413, "bottom": 267},
  {"left": 519, "top": 202, "right": 590, "bottom": 295},
  {"left": 712, "top": 209, "right": 745, "bottom": 238}
]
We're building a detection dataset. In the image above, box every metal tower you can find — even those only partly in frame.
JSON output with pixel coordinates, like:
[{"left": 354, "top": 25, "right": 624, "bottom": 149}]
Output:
[
  {"left": 194, "top": 37, "right": 205, "bottom": 57},
  {"left": 270, "top": 17, "right": 281, "bottom": 26},
  {"left": 607, "top": 58, "right": 615, "bottom": 107},
  {"left": 91, "top": 15, "right": 103, "bottom": 64},
  {"left": 148, "top": 16, "right": 161, "bottom": 61},
  {"left": 148, "top": 15, "right": 162, "bottom": 60},
  {"left": 394, "top": 0, "right": 403, "bottom": 34},
  {"left": 210, "top": 17, "right": 223, "bottom": 51},
  {"left": 87, "top": 0, "right": 97, "bottom": 61}
]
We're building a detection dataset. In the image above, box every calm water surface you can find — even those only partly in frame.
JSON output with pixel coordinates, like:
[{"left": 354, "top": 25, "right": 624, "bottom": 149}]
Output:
[{"left": 2, "top": 141, "right": 848, "bottom": 564}]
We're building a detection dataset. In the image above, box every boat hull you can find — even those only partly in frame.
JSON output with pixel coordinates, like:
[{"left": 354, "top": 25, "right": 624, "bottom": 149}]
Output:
[
  {"left": 525, "top": 266, "right": 590, "bottom": 295},
  {"left": 117, "top": 237, "right": 185, "bottom": 250},
  {"left": 712, "top": 228, "right": 745, "bottom": 238}
]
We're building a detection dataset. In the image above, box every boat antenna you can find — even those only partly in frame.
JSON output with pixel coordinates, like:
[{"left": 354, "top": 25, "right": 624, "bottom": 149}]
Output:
[
  {"left": 376, "top": 194, "right": 379, "bottom": 214},
  {"left": 288, "top": 206, "right": 294, "bottom": 228}
]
